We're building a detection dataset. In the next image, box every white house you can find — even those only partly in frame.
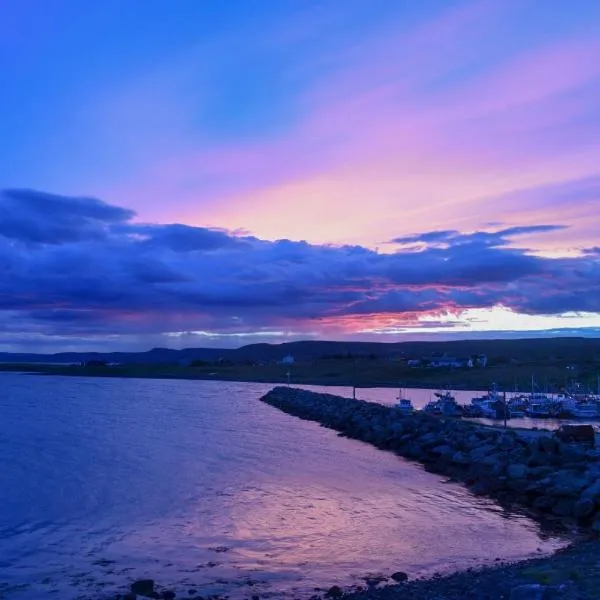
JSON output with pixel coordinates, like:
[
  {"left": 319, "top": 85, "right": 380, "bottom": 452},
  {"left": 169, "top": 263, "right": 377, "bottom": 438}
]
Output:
[
  {"left": 280, "top": 354, "right": 295, "bottom": 365},
  {"left": 429, "top": 356, "right": 473, "bottom": 368}
]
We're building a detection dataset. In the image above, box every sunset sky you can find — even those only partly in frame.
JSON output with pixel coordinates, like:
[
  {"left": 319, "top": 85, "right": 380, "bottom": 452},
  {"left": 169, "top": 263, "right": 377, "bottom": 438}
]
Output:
[{"left": 1, "top": 0, "right": 600, "bottom": 352}]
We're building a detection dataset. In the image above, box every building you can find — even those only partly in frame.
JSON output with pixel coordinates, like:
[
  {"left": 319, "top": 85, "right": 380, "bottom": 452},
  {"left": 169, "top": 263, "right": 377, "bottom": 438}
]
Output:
[
  {"left": 428, "top": 356, "right": 473, "bottom": 368},
  {"left": 280, "top": 354, "right": 295, "bottom": 365}
]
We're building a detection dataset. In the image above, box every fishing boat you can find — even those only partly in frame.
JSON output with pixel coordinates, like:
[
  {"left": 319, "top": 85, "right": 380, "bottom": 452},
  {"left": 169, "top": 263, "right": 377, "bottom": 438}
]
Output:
[
  {"left": 423, "top": 390, "right": 462, "bottom": 417},
  {"left": 394, "top": 387, "right": 415, "bottom": 412},
  {"left": 559, "top": 396, "right": 600, "bottom": 419},
  {"left": 469, "top": 384, "right": 510, "bottom": 419}
]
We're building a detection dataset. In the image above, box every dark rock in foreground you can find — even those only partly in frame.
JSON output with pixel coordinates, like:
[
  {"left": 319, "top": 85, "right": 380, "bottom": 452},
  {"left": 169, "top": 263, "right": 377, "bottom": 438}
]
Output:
[{"left": 130, "top": 579, "right": 155, "bottom": 597}]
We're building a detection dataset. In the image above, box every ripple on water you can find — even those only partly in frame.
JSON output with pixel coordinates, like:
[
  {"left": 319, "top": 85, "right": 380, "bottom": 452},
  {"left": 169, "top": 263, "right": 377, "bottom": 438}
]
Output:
[{"left": 0, "top": 374, "right": 568, "bottom": 599}]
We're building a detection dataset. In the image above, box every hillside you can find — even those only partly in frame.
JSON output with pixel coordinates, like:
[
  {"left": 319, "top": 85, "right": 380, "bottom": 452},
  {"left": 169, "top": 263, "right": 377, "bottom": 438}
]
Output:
[{"left": 1, "top": 336, "right": 599, "bottom": 365}]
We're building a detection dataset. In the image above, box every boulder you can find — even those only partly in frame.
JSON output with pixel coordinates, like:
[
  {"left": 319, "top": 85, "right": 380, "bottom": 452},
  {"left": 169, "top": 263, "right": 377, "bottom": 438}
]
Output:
[
  {"left": 429, "top": 444, "right": 455, "bottom": 459},
  {"left": 469, "top": 443, "right": 496, "bottom": 461},
  {"left": 533, "top": 495, "right": 555, "bottom": 510},
  {"left": 559, "top": 444, "right": 588, "bottom": 463},
  {"left": 131, "top": 579, "right": 155, "bottom": 597},
  {"left": 547, "top": 470, "right": 590, "bottom": 497},
  {"left": 528, "top": 466, "right": 555, "bottom": 480},
  {"left": 552, "top": 498, "right": 574, "bottom": 516},
  {"left": 538, "top": 435, "right": 558, "bottom": 454},
  {"left": 390, "top": 571, "right": 409, "bottom": 583},
  {"left": 325, "top": 585, "right": 344, "bottom": 598},
  {"left": 419, "top": 432, "right": 442, "bottom": 448},
  {"left": 581, "top": 478, "right": 600, "bottom": 502},
  {"left": 507, "top": 463, "right": 528, "bottom": 479},
  {"left": 452, "top": 451, "right": 470, "bottom": 465},
  {"left": 574, "top": 498, "right": 595, "bottom": 519}
]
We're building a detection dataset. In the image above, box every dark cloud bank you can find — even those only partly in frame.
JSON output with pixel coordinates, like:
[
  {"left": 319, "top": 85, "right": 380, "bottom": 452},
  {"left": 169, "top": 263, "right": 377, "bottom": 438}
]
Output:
[{"left": 0, "top": 189, "right": 599, "bottom": 350}]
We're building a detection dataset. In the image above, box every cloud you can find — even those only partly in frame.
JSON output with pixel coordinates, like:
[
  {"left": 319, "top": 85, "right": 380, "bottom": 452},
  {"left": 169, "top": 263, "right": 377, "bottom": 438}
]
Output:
[
  {"left": 391, "top": 225, "right": 566, "bottom": 248},
  {"left": 0, "top": 189, "right": 135, "bottom": 245},
  {"left": 1, "top": 189, "right": 599, "bottom": 351}
]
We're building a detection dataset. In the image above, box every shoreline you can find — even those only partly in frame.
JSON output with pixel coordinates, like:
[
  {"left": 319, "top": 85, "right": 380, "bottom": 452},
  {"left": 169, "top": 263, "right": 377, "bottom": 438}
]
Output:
[
  {"left": 255, "top": 386, "right": 600, "bottom": 599},
  {"left": 0, "top": 363, "right": 505, "bottom": 392},
  {"left": 104, "top": 539, "right": 599, "bottom": 600},
  {"left": 341, "top": 537, "right": 600, "bottom": 599}
]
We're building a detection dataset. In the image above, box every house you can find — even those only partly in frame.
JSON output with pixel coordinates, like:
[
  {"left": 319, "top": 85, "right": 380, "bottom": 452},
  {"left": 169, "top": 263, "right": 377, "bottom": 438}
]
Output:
[
  {"left": 475, "top": 354, "right": 488, "bottom": 368},
  {"left": 428, "top": 356, "right": 473, "bottom": 368},
  {"left": 280, "top": 354, "right": 295, "bottom": 365}
]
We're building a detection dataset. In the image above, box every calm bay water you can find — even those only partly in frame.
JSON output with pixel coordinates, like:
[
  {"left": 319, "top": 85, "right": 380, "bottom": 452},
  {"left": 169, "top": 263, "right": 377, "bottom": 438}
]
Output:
[{"left": 0, "top": 374, "right": 567, "bottom": 599}]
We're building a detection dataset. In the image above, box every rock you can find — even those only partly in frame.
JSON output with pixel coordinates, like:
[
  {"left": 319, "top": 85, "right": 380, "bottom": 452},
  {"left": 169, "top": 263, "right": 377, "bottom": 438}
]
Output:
[
  {"left": 162, "top": 592, "right": 176, "bottom": 600},
  {"left": 123, "top": 594, "right": 137, "bottom": 600},
  {"left": 452, "top": 451, "right": 469, "bottom": 465},
  {"left": 558, "top": 444, "right": 587, "bottom": 463},
  {"left": 430, "top": 444, "right": 455, "bottom": 458},
  {"left": 325, "top": 585, "right": 344, "bottom": 598},
  {"left": 420, "top": 432, "right": 442, "bottom": 448},
  {"left": 481, "top": 454, "right": 504, "bottom": 473},
  {"left": 470, "top": 481, "right": 491, "bottom": 495},
  {"left": 469, "top": 443, "right": 496, "bottom": 461},
  {"left": 131, "top": 579, "right": 155, "bottom": 597},
  {"left": 574, "top": 497, "right": 595, "bottom": 519},
  {"left": 528, "top": 466, "right": 555, "bottom": 479},
  {"left": 538, "top": 435, "right": 558, "bottom": 454},
  {"left": 552, "top": 497, "right": 574, "bottom": 516},
  {"left": 581, "top": 478, "right": 600, "bottom": 502},
  {"left": 252, "top": 596, "right": 260, "bottom": 600},
  {"left": 363, "top": 575, "right": 386, "bottom": 587},
  {"left": 510, "top": 584, "right": 546, "bottom": 600},
  {"left": 507, "top": 463, "right": 528, "bottom": 479},
  {"left": 592, "top": 514, "right": 600, "bottom": 533},
  {"left": 547, "top": 470, "right": 590, "bottom": 496},
  {"left": 533, "top": 495, "right": 555, "bottom": 510},
  {"left": 188, "top": 591, "right": 197, "bottom": 596},
  {"left": 498, "top": 433, "right": 516, "bottom": 450},
  {"left": 390, "top": 571, "right": 408, "bottom": 583}
]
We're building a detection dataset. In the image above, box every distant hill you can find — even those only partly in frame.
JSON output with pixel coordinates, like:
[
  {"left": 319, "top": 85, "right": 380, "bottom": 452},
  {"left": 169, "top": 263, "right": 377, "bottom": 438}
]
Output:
[{"left": 0, "top": 336, "right": 599, "bottom": 365}]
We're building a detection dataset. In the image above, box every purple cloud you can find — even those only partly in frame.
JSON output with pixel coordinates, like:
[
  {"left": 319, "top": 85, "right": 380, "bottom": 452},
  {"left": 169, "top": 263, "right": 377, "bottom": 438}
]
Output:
[{"left": 1, "top": 189, "right": 599, "bottom": 352}]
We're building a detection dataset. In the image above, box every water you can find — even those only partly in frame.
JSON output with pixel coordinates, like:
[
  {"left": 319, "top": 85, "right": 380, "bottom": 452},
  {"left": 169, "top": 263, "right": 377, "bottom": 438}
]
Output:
[{"left": 0, "top": 374, "right": 567, "bottom": 599}]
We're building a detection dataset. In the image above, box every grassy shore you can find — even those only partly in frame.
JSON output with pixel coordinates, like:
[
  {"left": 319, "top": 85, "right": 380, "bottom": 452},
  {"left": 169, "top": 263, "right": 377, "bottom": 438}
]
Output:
[{"left": 2, "top": 358, "right": 599, "bottom": 392}]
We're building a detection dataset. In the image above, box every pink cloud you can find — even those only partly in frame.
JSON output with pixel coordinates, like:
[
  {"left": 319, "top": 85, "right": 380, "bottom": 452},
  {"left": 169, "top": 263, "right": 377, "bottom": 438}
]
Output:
[{"left": 77, "top": 1, "right": 600, "bottom": 255}]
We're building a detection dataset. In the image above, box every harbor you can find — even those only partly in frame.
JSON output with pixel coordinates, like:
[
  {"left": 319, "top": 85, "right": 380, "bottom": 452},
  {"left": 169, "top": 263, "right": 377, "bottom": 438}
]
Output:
[{"left": 383, "top": 378, "right": 600, "bottom": 423}]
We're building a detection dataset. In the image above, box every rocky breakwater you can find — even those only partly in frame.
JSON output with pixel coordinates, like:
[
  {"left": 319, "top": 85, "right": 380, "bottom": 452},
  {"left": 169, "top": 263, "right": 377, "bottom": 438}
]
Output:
[{"left": 260, "top": 387, "right": 600, "bottom": 531}]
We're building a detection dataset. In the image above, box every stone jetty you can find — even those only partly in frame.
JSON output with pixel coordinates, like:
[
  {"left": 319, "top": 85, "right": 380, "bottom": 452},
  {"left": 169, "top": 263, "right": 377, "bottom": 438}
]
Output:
[{"left": 261, "top": 387, "right": 600, "bottom": 531}]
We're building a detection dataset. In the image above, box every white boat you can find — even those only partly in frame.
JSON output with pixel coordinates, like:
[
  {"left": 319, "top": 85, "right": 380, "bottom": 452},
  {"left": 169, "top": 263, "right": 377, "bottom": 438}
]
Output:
[
  {"left": 525, "top": 402, "right": 554, "bottom": 418},
  {"left": 394, "top": 388, "right": 415, "bottom": 412},
  {"left": 424, "top": 390, "right": 462, "bottom": 416},
  {"left": 396, "top": 398, "right": 415, "bottom": 411},
  {"left": 560, "top": 397, "right": 600, "bottom": 419}
]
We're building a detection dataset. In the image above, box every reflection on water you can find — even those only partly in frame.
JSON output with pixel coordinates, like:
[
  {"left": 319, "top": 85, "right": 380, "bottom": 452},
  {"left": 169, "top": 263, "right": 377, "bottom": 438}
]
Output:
[{"left": 0, "top": 374, "right": 567, "bottom": 599}]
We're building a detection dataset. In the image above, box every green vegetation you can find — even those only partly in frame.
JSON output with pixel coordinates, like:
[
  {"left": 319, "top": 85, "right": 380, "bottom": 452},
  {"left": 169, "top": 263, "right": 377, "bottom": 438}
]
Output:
[{"left": 2, "top": 346, "right": 599, "bottom": 392}]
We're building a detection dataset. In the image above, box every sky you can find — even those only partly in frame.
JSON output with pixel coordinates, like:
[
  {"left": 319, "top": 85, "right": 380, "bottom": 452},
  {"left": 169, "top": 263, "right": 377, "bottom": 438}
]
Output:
[{"left": 1, "top": 0, "right": 599, "bottom": 352}]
